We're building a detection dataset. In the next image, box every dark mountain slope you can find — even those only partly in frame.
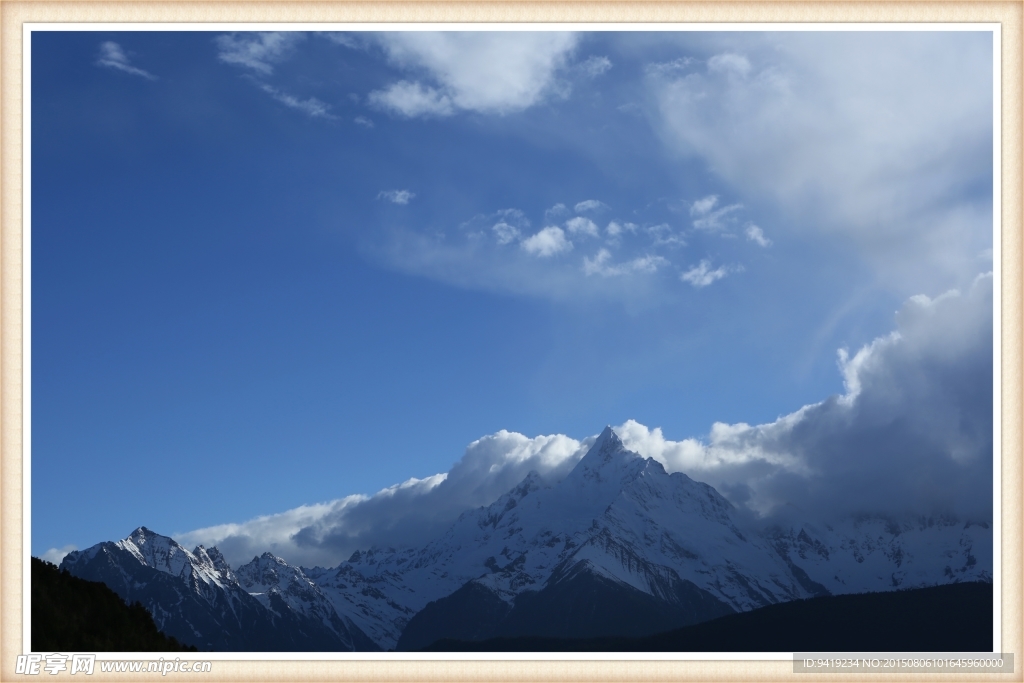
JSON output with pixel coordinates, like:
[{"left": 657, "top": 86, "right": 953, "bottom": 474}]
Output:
[
  {"left": 397, "top": 558, "right": 734, "bottom": 651},
  {"left": 32, "top": 557, "right": 195, "bottom": 652},
  {"left": 423, "top": 581, "right": 992, "bottom": 652}
]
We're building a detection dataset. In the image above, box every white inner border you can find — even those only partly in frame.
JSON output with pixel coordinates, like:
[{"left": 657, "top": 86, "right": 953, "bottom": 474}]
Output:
[{"left": 21, "top": 21, "right": 1004, "bottom": 662}]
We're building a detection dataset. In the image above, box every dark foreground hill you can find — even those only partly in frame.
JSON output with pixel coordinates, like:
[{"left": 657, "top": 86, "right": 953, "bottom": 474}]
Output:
[
  {"left": 32, "top": 557, "right": 196, "bottom": 652},
  {"left": 424, "top": 581, "right": 992, "bottom": 652}
]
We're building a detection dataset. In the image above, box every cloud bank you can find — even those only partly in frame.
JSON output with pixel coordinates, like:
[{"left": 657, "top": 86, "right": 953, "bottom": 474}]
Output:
[
  {"left": 647, "top": 33, "right": 992, "bottom": 291},
  {"left": 178, "top": 274, "right": 992, "bottom": 568},
  {"left": 620, "top": 272, "right": 993, "bottom": 522},
  {"left": 177, "top": 432, "right": 592, "bottom": 568}
]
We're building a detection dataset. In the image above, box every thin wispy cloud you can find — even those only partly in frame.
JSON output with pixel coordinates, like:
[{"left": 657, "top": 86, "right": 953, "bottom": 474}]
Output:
[
  {"left": 544, "top": 203, "right": 569, "bottom": 222},
  {"left": 96, "top": 42, "right": 157, "bottom": 80},
  {"left": 354, "top": 116, "right": 375, "bottom": 128},
  {"left": 646, "top": 223, "right": 687, "bottom": 248},
  {"left": 259, "top": 84, "right": 335, "bottom": 119},
  {"left": 681, "top": 259, "right": 738, "bottom": 287},
  {"left": 745, "top": 224, "right": 772, "bottom": 247},
  {"left": 690, "top": 195, "right": 743, "bottom": 232},
  {"left": 583, "top": 249, "right": 667, "bottom": 277},
  {"left": 318, "top": 31, "right": 362, "bottom": 49},
  {"left": 576, "top": 55, "right": 613, "bottom": 77},
  {"left": 215, "top": 32, "right": 304, "bottom": 75},
  {"left": 574, "top": 199, "right": 609, "bottom": 214},
  {"left": 644, "top": 56, "right": 698, "bottom": 76},
  {"left": 378, "top": 189, "right": 416, "bottom": 205},
  {"left": 690, "top": 195, "right": 719, "bottom": 217},
  {"left": 368, "top": 81, "right": 455, "bottom": 118},
  {"left": 214, "top": 32, "right": 335, "bottom": 121}
]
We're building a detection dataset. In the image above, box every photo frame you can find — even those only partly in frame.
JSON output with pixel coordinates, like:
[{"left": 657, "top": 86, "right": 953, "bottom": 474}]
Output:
[{"left": 3, "top": 3, "right": 1020, "bottom": 681}]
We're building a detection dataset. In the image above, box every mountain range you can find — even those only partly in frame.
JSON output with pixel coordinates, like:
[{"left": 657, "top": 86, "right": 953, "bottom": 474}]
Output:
[{"left": 59, "top": 427, "right": 991, "bottom": 651}]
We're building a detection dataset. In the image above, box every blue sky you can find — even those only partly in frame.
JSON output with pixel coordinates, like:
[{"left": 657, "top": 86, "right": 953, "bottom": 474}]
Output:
[{"left": 31, "top": 29, "right": 994, "bottom": 566}]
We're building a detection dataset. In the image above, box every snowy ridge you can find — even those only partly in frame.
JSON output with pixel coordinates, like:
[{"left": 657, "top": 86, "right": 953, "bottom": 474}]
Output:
[
  {"left": 310, "top": 427, "right": 993, "bottom": 650},
  {"left": 61, "top": 528, "right": 376, "bottom": 651},
  {"left": 769, "top": 516, "right": 991, "bottom": 593},
  {"left": 234, "top": 552, "right": 368, "bottom": 644}
]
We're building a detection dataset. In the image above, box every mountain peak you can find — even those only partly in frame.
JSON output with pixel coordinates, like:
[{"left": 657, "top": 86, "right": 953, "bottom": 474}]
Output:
[
  {"left": 574, "top": 426, "right": 636, "bottom": 470},
  {"left": 563, "top": 426, "right": 645, "bottom": 490},
  {"left": 117, "top": 527, "right": 195, "bottom": 578},
  {"left": 595, "top": 425, "right": 621, "bottom": 449},
  {"left": 125, "top": 526, "right": 177, "bottom": 552}
]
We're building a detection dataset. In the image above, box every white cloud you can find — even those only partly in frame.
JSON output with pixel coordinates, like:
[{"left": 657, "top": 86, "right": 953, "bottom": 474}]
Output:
[
  {"left": 647, "top": 223, "right": 687, "bottom": 248},
  {"left": 619, "top": 273, "right": 993, "bottom": 522},
  {"left": 645, "top": 56, "right": 698, "bottom": 77},
  {"left": 215, "top": 32, "right": 304, "bottom": 75},
  {"left": 521, "top": 226, "right": 573, "bottom": 257},
  {"left": 258, "top": 84, "right": 335, "bottom": 119},
  {"left": 366, "top": 203, "right": 685, "bottom": 304},
  {"left": 354, "top": 116, "right": 374, "bottom": 128},
  {"left": 544, "top": 203, "right": 569, "bottom": 221},
  {"left": 368, "top": 81, "right": 455, "bottom": 118},
  {"left": 177, "top": 431, "right": 591, "bottom": 567},
  {"left": 690, "top": 195, "right": 719, "bottom": 217},
  {"left": 745, "top": 224, "right": 772, "bottom": 247},
  {"left": 576, "top": 55, "right": 613, "bottom": 77},
  {"left": 574, "top": 199, "right": 609, "bottom": 214},
  {"left": 371, "top": 32, "right": 579, "bottom": 116},
  {"left": 214, "top": 33, "right": 331, "bottom": 119},
  {"left": 96, "top": 42, "right": 157, "bottom": 80},
  {"left": 41, "top": 545, "right": 78, "bottom": 565},
  {"left": 681, "top": 259, "right": 737, "bottom": 287},
  {"left": 648, "top": 33, "right": 993, "bottom": 292},
  {"left": 583, "top": 249, "right": 668, "bottom": 277},
  {"left": 492, "top": 222, "right": 521, "bottom": 245},
  {"left": 565, "top": 216, "right": 600, "bottom": 238},
  {"left": 377, "top": 189, "right": 415, "bottom": 205},
  {"left": 707, "top": 52, "right": 752, "bottom": 78},
  {"left": 582, "top": 249, "right": 613, "bottom": 275},
  {"left": 605, "top": 221, "right": 638, "bottom": 238},
  {"left": 692, "top": 203, "right": 743, "bottom": 232}
]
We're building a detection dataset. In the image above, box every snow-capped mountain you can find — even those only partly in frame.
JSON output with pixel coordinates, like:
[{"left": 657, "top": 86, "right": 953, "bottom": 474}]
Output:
[
  {"left": 234, "top": 552, "right": 376, "bottom": 650},
  {"left": 57, "top": 428, "right": 991, "bottom": 652},
  {"left": 769, "top": 515, "right": 990, "bottom": 593},
  {"left": 311, "top": 427, "right": 991, "bottom": 650},
  {"left": 60, "top": 527, "right": 376, "bottom": 651}
]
